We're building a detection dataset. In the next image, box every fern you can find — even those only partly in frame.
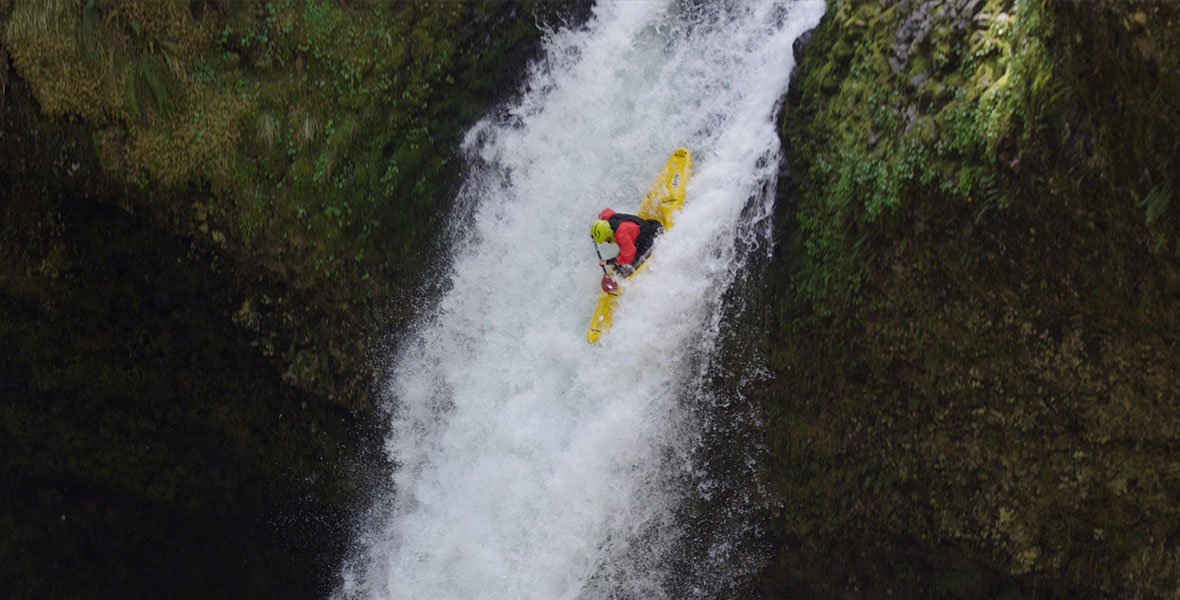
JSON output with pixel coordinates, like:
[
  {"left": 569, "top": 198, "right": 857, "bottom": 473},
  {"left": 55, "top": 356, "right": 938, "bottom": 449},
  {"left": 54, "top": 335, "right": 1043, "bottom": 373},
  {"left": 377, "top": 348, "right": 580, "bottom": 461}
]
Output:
[
  {"left": 977, "top": 170, "right": 1007, "bottom": 210},
  {"left": 122, "top": 58, "right": 140, "bottom": 116},
  {"left": 1142, "top": 184, "right": 1171, "bottom": 225},
  {"left": 123, "top": 55, "right": 177, "bottom": 119},
  {"left": 78, "top": 0, "right": 101, "bottom": 63},
  {"left": 141, "top": 56, "right": 173, "bottom": 116}
]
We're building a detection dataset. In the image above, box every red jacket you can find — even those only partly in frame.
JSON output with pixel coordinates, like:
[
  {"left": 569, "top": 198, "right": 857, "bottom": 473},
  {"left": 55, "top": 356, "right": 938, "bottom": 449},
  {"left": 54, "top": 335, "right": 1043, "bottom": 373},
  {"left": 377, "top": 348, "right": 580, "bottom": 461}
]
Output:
[{"left": 598, "top": 208, "right": 640, "bottom": 265}]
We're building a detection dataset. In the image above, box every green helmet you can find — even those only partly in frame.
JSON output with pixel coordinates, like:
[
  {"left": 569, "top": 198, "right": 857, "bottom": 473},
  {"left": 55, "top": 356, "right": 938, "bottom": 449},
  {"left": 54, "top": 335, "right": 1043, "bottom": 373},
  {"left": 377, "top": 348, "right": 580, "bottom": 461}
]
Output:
[{"left": 590, "top": 220, "right": 613, "bottom": 243}]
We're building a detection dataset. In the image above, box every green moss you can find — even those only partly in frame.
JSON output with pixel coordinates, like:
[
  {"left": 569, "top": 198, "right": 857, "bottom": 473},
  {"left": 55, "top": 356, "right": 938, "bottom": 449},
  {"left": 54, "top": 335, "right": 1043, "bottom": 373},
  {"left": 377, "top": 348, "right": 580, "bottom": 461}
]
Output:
[
  {"left": 2, "top": 1, "right": 587, "bottom": 596},
  {"left": 783, "top": 0, "right": 1083, "bottom": 314},
  {"left": 762, "top": 0, "right": 1180, "bottom": 596},
  {"left": 4, "top": 0, "right": 576, "bottom": 341}
]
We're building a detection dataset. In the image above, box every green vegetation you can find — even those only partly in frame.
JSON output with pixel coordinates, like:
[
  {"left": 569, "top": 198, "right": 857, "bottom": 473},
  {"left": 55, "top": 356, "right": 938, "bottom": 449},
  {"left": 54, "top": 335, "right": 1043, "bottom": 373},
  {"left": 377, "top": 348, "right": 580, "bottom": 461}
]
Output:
[
  {"left": 1, "top": 0, "right": 582, "bottom": 596},
  {"left": 4, "top": 1, "right": 570, "bottom": 399},
  {"left": 756, "top": 0, "right": 1180, "bottom": 596},
  {"left": 784, "top": 0, "right": 1178, "bottom": 316},
  {"left": 8, "top": 0, "right": 1180, "bottom": 596}
]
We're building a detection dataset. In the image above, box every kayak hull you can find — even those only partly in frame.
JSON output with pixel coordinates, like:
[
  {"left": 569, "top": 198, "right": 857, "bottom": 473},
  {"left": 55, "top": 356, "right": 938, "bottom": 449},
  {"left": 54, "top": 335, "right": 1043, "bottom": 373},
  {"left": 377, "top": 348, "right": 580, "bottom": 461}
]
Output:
[{"left": 587, "top": 148, "right": 692, "bottom": 343}]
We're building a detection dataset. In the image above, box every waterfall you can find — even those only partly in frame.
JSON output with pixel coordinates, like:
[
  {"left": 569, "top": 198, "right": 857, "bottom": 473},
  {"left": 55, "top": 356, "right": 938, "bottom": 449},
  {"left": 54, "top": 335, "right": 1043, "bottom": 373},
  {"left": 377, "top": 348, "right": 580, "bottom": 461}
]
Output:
[{"left": 339, "top": 2, "right": 825, "bottom": 598}]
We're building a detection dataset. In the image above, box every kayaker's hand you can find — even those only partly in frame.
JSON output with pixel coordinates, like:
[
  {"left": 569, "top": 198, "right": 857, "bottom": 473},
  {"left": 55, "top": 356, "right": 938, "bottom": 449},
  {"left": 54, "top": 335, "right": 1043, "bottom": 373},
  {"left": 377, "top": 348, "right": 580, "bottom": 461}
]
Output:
[{"left": 599, "top": 259, "right": 607, "bottom": 267}]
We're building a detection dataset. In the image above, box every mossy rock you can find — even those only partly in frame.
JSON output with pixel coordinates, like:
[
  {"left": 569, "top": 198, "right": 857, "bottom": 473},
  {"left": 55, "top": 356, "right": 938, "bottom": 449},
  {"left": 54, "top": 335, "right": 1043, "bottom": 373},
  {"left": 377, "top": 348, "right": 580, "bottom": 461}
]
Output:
[
  {"left": 757, "top": 0, "right": 1180, "bottom": 597},
  {"left": 1, "top": 1, "right": 590, "bottom": 596}
]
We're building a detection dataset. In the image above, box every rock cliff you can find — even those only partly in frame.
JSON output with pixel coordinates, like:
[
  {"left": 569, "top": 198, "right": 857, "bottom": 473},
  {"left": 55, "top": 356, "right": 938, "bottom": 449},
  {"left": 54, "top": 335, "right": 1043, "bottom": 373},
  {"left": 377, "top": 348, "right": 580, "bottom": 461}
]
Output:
[{"left": 760, "top": 0, "right": 1180, "bottom": 597}]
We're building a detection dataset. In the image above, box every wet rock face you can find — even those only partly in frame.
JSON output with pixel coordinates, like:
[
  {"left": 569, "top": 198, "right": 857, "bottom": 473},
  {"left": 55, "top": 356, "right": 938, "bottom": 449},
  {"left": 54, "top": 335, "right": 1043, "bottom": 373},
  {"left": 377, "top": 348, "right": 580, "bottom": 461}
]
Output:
[
  {"left": 890, "top": 0, "right": 983, "bottom": 73},
  {"left": 0, "top": 78, "right": 369, "bottom": 598},
  {"left": 761, "top": 0, "right": 1180, "bottom": 597},
  {"left": 1, "top": 1, "right": 587, "bottom": 597}
]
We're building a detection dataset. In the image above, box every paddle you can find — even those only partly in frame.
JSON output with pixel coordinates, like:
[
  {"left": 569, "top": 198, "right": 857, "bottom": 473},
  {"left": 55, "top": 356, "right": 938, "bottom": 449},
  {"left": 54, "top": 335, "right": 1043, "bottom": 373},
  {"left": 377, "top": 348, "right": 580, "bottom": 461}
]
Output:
[{"left": 594, "top": 244, "right": 619, "bottom": 293}]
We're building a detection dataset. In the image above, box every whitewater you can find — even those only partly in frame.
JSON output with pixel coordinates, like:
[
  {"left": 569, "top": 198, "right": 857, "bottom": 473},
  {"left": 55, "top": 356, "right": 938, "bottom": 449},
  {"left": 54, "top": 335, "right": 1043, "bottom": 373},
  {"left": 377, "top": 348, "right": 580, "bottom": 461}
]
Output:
[{"left": 339, "top": 2, "right": 825, "bottom": 599}]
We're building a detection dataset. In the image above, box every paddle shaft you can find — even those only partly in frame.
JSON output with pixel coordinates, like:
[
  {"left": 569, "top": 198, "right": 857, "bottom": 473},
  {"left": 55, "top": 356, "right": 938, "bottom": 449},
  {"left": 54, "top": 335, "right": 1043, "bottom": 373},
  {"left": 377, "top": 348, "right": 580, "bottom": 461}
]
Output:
[
  {"left": 594, "top": 243, "right": 618, "bottom": 292},
  {"left": 594, "top": 245, "right": 609, "bottom": 276}
]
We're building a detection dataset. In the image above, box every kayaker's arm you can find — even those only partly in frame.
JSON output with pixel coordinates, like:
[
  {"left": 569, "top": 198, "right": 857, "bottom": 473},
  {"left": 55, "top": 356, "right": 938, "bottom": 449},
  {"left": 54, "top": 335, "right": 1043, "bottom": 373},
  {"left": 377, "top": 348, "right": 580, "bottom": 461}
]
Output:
[{"left": 613, "top": 226, "right": 638, "bottom": 265}]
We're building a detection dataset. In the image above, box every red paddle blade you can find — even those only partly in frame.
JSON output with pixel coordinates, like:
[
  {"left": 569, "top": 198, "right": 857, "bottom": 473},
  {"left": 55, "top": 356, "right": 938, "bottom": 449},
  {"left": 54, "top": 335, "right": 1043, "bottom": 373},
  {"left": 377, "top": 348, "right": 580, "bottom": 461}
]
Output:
[{"left": 601, "top": 274, "right": 618, "bottom": 293}]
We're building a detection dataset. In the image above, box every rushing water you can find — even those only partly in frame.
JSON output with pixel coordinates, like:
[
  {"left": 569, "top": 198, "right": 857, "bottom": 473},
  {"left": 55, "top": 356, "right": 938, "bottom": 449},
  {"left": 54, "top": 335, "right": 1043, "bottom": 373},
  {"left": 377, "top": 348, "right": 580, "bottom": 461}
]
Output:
[{"left": 338, "top": 2, "right": 824, "bottom": 598}]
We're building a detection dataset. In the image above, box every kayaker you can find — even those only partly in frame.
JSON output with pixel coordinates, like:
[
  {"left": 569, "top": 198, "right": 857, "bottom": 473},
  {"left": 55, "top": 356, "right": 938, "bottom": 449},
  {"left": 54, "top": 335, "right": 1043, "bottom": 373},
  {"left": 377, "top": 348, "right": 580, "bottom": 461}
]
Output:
[{"left": 589, "top": 208, "right": 664, "bottom": 277}]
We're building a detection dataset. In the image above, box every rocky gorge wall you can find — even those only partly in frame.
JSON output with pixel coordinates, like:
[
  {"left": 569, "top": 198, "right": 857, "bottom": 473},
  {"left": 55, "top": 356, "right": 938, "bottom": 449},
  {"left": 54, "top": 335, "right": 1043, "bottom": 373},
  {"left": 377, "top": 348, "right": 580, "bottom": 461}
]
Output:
[
  {"left": 758, "top": 0, "right": 1180, "bottom": 597},
  {"left": 0, "top": 1, "right": 583, "bottom": 597},
  {"left": 7, "top": 0, "right": 1180, "bottom": 598}
]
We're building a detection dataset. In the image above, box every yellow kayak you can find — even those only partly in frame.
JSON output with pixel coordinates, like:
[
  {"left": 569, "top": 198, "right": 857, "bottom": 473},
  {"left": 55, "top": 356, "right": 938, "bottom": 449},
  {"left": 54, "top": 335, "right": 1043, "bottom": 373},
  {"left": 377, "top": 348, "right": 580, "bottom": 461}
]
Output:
[{"left": 587, "top": 147, "right": 693, "bottom": 343}]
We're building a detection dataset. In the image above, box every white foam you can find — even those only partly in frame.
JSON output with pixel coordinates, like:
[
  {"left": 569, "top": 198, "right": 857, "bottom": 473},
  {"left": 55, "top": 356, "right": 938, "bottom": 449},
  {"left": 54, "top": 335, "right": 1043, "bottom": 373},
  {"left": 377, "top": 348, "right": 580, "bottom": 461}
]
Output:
[{"left": 339, "top": 2, "right": 825, "bottom": 599}]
